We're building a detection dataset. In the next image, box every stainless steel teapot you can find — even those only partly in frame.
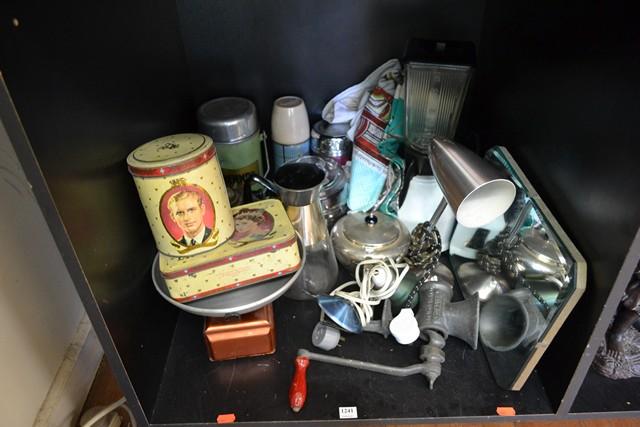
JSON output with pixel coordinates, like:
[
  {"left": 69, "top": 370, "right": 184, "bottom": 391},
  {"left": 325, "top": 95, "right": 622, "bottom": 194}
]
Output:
[{"left": 331, "top": 210, "right": 410, "bottom": 271}]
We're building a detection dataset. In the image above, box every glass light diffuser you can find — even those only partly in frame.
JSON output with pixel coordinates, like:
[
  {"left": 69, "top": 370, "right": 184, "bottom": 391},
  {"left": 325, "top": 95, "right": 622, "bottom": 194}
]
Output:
[{"left": 405, "top": 62, "right": 473, "bottom": 152}]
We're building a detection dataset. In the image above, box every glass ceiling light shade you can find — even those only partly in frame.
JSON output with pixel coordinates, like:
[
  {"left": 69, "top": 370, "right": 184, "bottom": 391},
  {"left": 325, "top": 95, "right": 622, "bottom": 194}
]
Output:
[
  {"left": 405, "top": 62, "right": 473, "bottom": 153},
  {"left": 429, "top": 137, "right": 516, "bottom": 228}
]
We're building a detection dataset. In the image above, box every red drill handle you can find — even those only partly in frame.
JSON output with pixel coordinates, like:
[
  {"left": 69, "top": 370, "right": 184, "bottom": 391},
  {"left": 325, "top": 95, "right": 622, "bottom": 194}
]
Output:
[{"left": 289, "top": 356, "right": 310, "bottom": 412}]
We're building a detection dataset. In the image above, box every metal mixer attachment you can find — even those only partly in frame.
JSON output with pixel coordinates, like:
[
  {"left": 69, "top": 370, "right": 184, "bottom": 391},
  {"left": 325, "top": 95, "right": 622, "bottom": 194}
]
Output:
[{"left": 289, "top": 346, "right": 443, "bottom": 413}]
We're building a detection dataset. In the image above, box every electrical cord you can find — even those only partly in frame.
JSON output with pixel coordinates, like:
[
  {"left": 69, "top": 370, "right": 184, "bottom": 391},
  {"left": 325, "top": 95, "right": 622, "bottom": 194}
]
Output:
[
  {"left": 331, "top": 258, "right": 409, "bottom": 327},
  {"left": 80, "top": 396, "right": 137, "bottom": 427}
]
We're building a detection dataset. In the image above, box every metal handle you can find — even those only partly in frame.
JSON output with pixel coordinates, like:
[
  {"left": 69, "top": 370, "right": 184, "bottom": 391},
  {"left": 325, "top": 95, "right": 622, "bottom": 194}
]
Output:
[
  {"left": 426, "top": 197, "right": 449, "bottom": 232},
  {"left": 367, "top": 164, "right": 395, "bottom": 217},
  {"left": 247, "top": 173, "right": 279, "bottom": 195},
  {"left": 297, "top": 348, "right": 425, "bottom": 377},
  {"left": 291, "top": 346, "right": 439, "bottom": 409},
  {"left": 260, "top": 130, "right": 271, "bottom": 177}
]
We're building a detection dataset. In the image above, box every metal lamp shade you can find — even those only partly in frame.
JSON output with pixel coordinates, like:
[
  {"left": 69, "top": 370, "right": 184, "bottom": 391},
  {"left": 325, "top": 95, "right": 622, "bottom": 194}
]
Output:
[
  {"left": 317, "top": 295, "right": 363, "bottom": 334},
  {"left": 430, "top": 137, "right": 516, "bottom": 228}
]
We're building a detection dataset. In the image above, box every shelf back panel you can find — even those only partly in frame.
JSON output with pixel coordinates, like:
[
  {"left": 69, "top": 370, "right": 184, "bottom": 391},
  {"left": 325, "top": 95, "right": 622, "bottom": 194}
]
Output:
[
  {"left": 475, "top": 0, "right": 640, "bottom": 410},
  {"left": 176, "top": 0, "right": 486, "bottom": 129}
]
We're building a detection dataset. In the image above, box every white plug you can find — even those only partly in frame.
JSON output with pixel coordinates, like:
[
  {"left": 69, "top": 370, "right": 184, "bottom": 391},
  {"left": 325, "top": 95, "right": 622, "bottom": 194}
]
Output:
[
  {"left": 371, "top": 268, "right": 388, "bottom": 289},
  {"left": 389, "top": 308, "right": 420, "bottom": 345}
]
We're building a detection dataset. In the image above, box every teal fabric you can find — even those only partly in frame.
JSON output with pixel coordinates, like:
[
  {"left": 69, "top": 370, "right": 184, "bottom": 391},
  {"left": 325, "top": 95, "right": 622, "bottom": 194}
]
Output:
[{"left": 378, "top": 96, "right": 405, "bottom": 218}]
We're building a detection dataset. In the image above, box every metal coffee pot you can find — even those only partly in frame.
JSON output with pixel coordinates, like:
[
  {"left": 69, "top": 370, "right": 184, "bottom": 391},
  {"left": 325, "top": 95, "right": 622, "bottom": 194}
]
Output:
[
  {"left": 290, "top": 155, "right": 349, "bottom": 230},
  {"left": 250, "top": 163, "right": 339, "bottom": 299}
]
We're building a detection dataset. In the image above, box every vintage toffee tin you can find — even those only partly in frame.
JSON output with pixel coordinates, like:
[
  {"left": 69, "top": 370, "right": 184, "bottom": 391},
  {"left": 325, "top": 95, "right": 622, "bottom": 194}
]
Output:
[
  {"left": 127, "top": 133, "right": 234, "bottom": 257},
  {"left": 159, "top": 199, "right": 301, "bottom": 302}
]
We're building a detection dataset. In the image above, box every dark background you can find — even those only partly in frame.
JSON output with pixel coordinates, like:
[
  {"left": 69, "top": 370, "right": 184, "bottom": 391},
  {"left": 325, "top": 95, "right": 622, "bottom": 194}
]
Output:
[
  {"left": 0, "top": 0, "right": 638, "bottom": 423},
  {"left": 176, "top": 0, "right": 486, "bottom": 126},
  {"left": 475, "top": 1, "right": 640, "bottom": 409}
]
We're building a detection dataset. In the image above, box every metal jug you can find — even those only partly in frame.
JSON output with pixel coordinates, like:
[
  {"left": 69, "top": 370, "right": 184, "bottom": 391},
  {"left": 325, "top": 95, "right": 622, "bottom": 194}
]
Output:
[{"left": 250, "top": 163, "right": 339, "bottom": 299}]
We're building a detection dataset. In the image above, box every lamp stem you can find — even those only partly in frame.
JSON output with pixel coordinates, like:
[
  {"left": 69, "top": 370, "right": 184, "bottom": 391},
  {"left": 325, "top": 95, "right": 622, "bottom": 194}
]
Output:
[
  {"left": 505, "top": 200, "right": 533, "bottom": 247},
  {"left": 427, "top": 197, "right": 448, "bottom": 232}
]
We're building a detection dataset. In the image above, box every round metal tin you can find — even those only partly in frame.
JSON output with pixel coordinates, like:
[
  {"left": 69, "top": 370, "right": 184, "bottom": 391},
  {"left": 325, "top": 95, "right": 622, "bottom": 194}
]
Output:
[
  {"left": 197, "top": 97, "right": 259, "bottom": 144},
  {"left": 198, "top": 98, "right": 264, "bottom": 206},
  {"left": 312, "top": 120, "right": 350, "bottom": 138},
  {"left": 310, "top": 120, "right": 352, "bottom": 165},
  {"left": 127, "top": 133, "right": 214, "bottom": 173},
  {"left": 127, "top": 133, "right": 234, "bottom": 257}
]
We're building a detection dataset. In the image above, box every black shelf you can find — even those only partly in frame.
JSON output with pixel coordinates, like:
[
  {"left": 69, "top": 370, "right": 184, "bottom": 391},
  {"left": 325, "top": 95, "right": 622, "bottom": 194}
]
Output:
[
  {"left": 152, "top": 298, "right": 552, "bottom": 425},
  {"left": 2, "top": 0, "right": 640, "bottom": 425},
  {"left": 568, "top": 236, "right": 640, "bottom": 418},
  {"left": 572, "top": 369, "right": 640, "bottom": 414}
]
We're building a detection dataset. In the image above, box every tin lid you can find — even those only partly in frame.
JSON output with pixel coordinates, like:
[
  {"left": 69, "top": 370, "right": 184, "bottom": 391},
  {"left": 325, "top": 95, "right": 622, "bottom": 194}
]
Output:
[
  {"left": 312, "top": 120, "right": 350, "bottom": 138},
  {"left": 197, "top": 97, "right": 259, "bottom": 143},
  {"left": 127, "top": 133, "right": 214, "bottom": 176}
]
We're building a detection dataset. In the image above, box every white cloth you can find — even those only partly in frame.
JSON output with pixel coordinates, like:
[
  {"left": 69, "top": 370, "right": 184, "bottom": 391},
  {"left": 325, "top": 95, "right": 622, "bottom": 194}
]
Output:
[{"left": 322, "top": 59, "right": 401, "bottom": 141}]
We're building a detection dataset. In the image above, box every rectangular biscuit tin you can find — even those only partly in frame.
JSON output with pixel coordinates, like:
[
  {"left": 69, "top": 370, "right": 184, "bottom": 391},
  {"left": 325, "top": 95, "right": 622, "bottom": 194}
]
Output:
[
  {"left": 203, "top": 304, "right": 276, "bottom": 361},
  {"left": 159, "top": 199, "right": 301, "bottom": 302}
]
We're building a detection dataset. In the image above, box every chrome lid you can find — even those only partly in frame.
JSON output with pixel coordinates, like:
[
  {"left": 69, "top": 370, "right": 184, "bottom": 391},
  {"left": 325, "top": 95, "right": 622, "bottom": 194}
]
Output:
[
  {"left": 197, "top": 97, "right": 258, "bottom": 143},
  {"left": 312, "top": 120, "right": 350, "bottom": 138},
  {"left": 342, "top": 212, "right": 401, "bottom": 247}
]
